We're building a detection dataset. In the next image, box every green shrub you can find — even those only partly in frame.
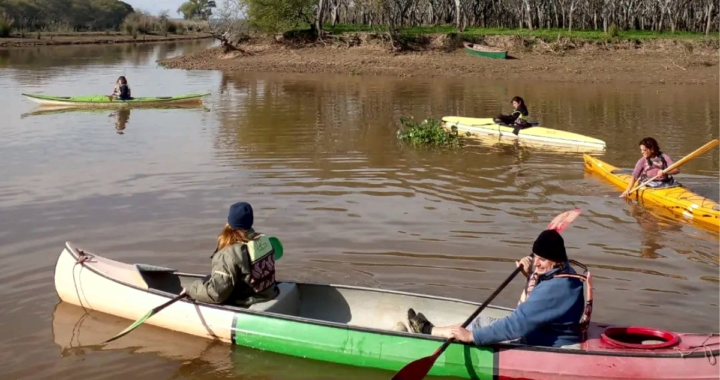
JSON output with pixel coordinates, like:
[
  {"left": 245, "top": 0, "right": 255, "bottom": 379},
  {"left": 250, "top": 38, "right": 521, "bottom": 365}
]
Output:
[{"left": 607, "top": 24, "right": 619, "bottom": 38}]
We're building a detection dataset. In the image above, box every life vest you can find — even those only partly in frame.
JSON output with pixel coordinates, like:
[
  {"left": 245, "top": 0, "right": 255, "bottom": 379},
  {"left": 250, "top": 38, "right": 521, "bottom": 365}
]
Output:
[
  {"left": 641, "top": 154, "right": 672, "bottom": 182},
  {"left": 513, "top": 104, "right": 529, "bottom": 121},
  {"left": 520, "top": 260, "right": 593, "bottom": 339},
  {"left": 242, "top": 235, "right": 276, "bottom": 293},
  {"left": 554, "top": 260, "right": 593, "bottom": 340}
]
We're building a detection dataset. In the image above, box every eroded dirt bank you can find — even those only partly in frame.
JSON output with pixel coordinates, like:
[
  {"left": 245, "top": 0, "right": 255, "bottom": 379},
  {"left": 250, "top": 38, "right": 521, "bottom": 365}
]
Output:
[{"left": 157, "top": 34, "right": 719, "bottom": 85}]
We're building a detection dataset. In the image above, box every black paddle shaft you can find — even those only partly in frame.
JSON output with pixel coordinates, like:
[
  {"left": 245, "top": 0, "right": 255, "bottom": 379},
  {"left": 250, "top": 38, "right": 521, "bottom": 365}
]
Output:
[{"left": 435, "top": 266, "right": 524, "bottom": 353}]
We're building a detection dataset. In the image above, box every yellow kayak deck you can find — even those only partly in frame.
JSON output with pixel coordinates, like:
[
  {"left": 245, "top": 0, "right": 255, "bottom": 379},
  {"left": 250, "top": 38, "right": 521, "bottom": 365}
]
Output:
[
  {"left": 583, "top": 154, "right": 720, "bottom": 230},
  {"left": 441, "top": 116, "right": 606, "bottom": 151}
]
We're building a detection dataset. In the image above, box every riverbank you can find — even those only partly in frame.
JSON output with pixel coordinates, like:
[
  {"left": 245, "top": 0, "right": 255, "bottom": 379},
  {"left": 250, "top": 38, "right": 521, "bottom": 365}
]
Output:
[
  {"left": 0, "top": 31, "right": 213, "bottom": 49},
  {"left": 157, "top": 32, "right": 719, "bottom": 85}
]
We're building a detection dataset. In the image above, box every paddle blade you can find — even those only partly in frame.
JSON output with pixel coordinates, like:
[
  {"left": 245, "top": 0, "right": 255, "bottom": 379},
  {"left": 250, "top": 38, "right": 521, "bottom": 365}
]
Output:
[
  {"left": 390, "top": 351, "right": 440, "bottom": 380},
  {"left": 103, "top": 310, "right": 154, "bottom": 343},
  {"left": 547, "top": 208, "right": 582, "bottom": 233},
  {"left": 269, "top": 236, "right": 283, "bottom": 260}
]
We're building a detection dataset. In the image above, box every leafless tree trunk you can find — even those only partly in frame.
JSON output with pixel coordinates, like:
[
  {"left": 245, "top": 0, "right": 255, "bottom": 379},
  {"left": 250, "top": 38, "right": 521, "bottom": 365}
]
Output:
[
  {"left": 315, "top": 0, "right": 326, "bottom": 33},
  {"left": 706, "top": 0, "right": 715, "bottom": 36}
]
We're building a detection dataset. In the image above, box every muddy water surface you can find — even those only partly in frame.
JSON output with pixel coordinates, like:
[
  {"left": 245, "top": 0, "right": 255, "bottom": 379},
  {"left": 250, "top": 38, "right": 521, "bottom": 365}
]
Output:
[{"left": 0, "top": 40, "right": 718, "bottom": 380}]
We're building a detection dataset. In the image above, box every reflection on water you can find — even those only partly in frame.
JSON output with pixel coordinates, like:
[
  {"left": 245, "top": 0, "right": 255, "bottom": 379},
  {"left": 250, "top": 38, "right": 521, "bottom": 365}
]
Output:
[
  {"left": 113, "top": 109, "right": 130, "bottom": 134},
  {"left": 0, "top": 40, "right": 718, "bottom": 380},
  {"left": 21, "top": 105, "right": 211, "bottom": 135}
]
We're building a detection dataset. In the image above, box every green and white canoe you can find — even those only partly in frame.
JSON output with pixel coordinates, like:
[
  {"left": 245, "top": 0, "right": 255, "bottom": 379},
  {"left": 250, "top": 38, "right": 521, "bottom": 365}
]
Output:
[
  {"left": 54, "top": 242, "right": 720, "bottom": 380},
  {"left": 463, "top": 42, "right": 508, "bottom": 59},
  {"left": 22, "top": 92, "right": 209, "bottom": 107}
]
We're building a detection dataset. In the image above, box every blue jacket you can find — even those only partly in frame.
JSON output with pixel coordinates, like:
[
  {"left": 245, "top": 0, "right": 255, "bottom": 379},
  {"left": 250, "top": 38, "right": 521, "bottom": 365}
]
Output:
[{"left": 472, "top": 264, "right": 584, "bottom": 347}]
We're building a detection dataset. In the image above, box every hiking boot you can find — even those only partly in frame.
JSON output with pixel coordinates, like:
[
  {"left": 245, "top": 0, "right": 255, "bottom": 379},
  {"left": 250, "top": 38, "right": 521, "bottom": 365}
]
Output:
[{"left": 407, "top": 308, "right": 434, "bottom": 335}]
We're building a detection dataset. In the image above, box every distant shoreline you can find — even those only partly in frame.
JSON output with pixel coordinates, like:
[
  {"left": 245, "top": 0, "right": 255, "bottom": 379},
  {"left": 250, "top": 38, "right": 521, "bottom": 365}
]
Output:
[
  {"left": 0, "top": 32, "right": 213, "bottom": 49},
  {"left": 157, "top": 33, "right": 719, "bottom": 85}
]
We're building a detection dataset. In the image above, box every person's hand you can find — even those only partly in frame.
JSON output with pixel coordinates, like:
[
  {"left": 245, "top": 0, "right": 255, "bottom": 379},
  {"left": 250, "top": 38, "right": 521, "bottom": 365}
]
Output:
[
  {"left": 516, "top": 255, "right": 533, "bottom": 277},
  {"left": 180, "top": 287, "right": 189, "bottom": 297},
  {"left": 619, "top": 190, "right": 629, "bottom": 198},
  {"left": 449, "top": 326, "right": 474, "bottom": 343}
]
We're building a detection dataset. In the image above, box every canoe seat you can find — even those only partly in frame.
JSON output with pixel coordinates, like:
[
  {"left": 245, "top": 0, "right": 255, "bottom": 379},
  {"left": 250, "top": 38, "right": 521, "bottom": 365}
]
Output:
[
  {"left": 249, "top": 282, "right": 300, "bottom": 316},
  {"left": 134, "top": 263, "right": 182, "bottom": 292}
]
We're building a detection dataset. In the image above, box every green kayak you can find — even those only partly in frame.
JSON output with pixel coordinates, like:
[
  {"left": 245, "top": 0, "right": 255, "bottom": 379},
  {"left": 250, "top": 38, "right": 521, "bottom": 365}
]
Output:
[{"left": 22, "top": 92, "right": 209, "bottom": 107}]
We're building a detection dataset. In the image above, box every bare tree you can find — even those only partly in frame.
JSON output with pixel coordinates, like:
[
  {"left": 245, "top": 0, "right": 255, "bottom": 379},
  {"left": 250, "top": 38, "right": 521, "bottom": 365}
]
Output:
[{"left": 208, "top": 0, "right": 252, "bottom": 53}]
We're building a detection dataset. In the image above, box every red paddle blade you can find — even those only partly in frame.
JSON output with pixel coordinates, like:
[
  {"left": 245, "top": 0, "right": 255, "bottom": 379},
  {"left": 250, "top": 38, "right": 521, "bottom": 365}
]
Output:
[
  {"left": 546, "top": 208, "right": 582, "bottom": 233},
  {"left": 390, "top": 351, "right": 440, "bottom": 380}
]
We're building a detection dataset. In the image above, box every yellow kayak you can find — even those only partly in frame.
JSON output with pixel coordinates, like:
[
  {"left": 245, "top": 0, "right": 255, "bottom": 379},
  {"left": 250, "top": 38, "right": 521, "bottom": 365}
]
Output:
[
  {"left": 441, "top": 116, "right": 606, "bottom": 152},
  {"left": 583, "top": 154, "right": 720, "bottom": 231}
]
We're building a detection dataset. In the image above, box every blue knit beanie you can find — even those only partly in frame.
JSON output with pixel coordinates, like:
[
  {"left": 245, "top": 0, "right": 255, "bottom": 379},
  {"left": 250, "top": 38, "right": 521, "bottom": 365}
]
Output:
[{"left": 227, "top": 202, "right": 254, "bottom": 230}]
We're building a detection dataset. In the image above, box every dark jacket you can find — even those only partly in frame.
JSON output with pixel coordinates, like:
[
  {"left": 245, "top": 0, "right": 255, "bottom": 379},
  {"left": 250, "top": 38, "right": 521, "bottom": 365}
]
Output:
[
  {"left": 471, "top": 263, "right": 584, "bottom": 347},
  {"left": 187, "top": 235, "right": 279, "bottom": 307},
  {"left": 116, "top": 84, "right": 132, "bottom": 100}
]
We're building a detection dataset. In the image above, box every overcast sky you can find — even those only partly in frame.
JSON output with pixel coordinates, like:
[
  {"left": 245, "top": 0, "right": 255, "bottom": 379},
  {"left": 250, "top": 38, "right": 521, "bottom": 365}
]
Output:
[{"left": 123, "top": 0, "right": 187, "bottom": 18}]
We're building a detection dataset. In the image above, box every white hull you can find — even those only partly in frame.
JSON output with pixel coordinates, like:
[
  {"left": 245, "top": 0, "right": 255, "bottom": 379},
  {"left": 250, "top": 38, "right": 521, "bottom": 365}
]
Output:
[
  {"left": 443, "top": 118, "right": 607, "bottom": 151},
  {"left": 54, "top": 242, "right": 235, "bottom": 342}
]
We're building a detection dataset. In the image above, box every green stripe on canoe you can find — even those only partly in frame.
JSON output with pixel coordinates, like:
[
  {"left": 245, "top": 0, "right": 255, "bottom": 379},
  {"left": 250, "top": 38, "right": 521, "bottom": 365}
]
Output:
[{"left": 232, "top": 313, "right": 495, "bottom": 379}]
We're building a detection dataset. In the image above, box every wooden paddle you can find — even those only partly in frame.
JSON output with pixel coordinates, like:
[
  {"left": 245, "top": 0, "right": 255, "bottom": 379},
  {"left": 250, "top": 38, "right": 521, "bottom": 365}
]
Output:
[
  {"left": 627, "top": 139, "right": 719, "bottom": 194},
  {"left": 103, "top": 236, "right": 286, "bottom": 344},
  {"left": 390, "top": 208, "right": 582, "bottom": 380}
]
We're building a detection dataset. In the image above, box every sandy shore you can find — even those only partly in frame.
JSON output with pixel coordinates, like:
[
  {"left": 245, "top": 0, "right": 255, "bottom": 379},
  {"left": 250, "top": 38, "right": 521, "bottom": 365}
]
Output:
[
  {"left": 0, "top": 32, "right": 213, "bottom": 49},
  {"left": 157, "top": 34, "right": 719, "bottom": 85}
]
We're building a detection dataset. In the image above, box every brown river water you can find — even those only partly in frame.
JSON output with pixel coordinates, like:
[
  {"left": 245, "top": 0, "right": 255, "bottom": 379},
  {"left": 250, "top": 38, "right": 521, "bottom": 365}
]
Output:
[{"left": 0, "top": 40, "right": 718, "bottom": 380}]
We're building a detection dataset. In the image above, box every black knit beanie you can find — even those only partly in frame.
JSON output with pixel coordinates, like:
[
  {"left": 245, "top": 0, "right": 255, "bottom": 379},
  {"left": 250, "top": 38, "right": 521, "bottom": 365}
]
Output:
[{"left": 532, "top": 229, "right": 568, "bottom": 263}]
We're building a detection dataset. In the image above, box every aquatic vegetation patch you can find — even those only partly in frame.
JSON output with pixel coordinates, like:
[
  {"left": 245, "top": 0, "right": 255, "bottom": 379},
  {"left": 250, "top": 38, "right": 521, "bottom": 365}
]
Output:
[{"left": 396, "top": 116, "right": 463, "bottom": 148}]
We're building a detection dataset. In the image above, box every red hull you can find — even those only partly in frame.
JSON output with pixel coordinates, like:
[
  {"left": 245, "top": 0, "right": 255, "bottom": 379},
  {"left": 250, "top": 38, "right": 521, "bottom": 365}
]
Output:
[{"left": 496, "top": 324, "right": 719, "bottom": 380}]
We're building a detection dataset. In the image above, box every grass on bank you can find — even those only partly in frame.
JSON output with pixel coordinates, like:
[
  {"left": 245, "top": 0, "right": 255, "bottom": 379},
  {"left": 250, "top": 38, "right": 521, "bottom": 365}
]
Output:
[
  {"left": 397, "top": 117, "right": 464, "bottom": 149},
  {"left": 323, "top": 23, "right": 715, "bottom": 42}
]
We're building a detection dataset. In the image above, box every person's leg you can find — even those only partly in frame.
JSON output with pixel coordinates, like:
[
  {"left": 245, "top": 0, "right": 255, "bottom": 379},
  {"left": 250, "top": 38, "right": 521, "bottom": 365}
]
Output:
[{"left": 407, "top": 308, "right": 498, "bottom": 336}]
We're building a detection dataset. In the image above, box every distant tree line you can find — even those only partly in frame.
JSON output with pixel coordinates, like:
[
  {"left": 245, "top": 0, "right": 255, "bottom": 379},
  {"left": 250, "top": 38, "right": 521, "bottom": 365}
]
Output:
[
  {"left": 229, "top": 0, "right": 719, "bottom": 36},
  {"left": 0, "top": 0, "right": 134, "bottom": 32}
]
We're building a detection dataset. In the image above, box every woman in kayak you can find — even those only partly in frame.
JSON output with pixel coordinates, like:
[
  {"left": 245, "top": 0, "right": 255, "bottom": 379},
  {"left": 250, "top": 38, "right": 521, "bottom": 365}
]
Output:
[
  {"left": 111, "top": 76, "right": 132, "bottom": 100},
  {"left": 620, "top": 137, "right": 679, "bottom": 197},
  {"left": 184, "top": 202, "right": 281, "bottom": 307},
  {"left": 496, "top": 96, "right": 530, "bottom": 135},
  {"left": 401, "top": 229, "right": 588, "bottom": 348}
]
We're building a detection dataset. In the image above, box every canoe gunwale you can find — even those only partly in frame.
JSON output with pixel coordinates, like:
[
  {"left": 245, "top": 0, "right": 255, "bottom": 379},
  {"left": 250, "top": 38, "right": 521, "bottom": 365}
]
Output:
[{"left": 59, "top": 241, "right": 720, "bottom": 360}]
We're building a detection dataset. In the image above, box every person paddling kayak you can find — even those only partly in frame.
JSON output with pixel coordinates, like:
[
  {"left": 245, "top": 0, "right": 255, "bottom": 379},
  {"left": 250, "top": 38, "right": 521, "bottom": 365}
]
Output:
[
  {"left": 620, "top": 137, "right": 680, "bottom": 197},
  {"left": 183, "top": 202, "right": 281, "bottom": 307},
  {"left": 401, "top": 229, "right": 591, "bottom": 348},
  {"left": 111, "top": 76, "right": 132, "bottom": 101},
  {"left": 495, "top": 96, "right": 531, "bottom": 136}
]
